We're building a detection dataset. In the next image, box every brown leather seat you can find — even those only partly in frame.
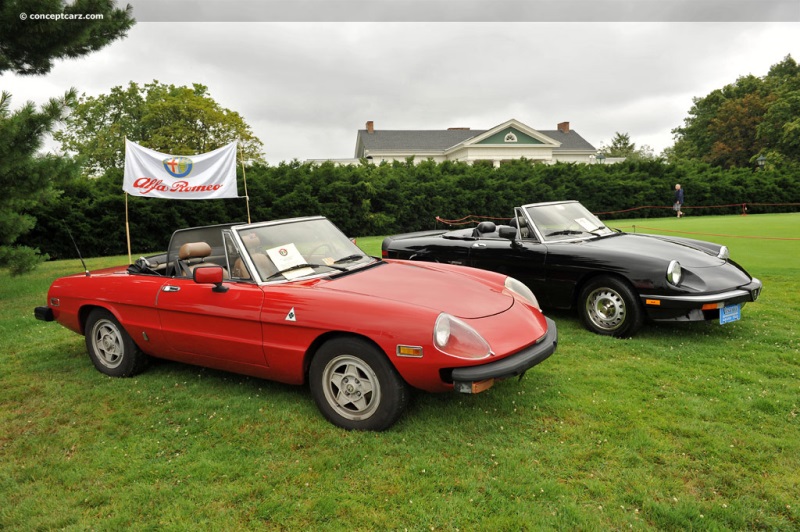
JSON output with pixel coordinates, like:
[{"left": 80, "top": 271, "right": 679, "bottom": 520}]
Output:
[
  {"left": 232, "top": 233, "right": 260, "bottom": 279},
  {"left": 233, "top": 253, "right": 274, "bottom": 280},
  {"left": 177, "top": 242, "right": 229, "bottom": 279},
  {"left": 232, "top": 258, "right": 250, "bottom": 279}
]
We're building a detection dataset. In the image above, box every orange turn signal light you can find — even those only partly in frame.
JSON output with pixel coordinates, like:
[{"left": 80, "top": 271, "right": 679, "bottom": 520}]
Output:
[{"left": 396, "top": 345, "right": 423, "bottom": 358}]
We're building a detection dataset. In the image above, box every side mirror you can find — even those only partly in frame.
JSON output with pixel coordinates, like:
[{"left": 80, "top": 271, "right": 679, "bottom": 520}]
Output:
[
  {"left": 193, "top": 266, "right": 229, "bottom": 293},
  {"left": 498, "top": 226, "right": 518, "bottom": 240}
]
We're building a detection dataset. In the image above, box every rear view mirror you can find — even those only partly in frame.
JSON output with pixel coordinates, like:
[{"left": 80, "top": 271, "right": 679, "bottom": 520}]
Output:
[
  {"left": 498, "top": 226, "right": 517, "bottom": 240},
  {"left": 193, "top": 266, "right": 228, "bottom": 293}
]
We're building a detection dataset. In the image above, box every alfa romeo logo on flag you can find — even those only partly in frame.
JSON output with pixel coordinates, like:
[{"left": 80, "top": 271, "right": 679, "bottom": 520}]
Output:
[{"left": 162, "top": 156, "right": 194, "bottom": 178}]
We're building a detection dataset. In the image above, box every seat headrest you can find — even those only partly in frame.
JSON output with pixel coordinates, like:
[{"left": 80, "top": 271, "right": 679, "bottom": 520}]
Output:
[
  {"left": 473, "top": 221, "right": 496, "bottom": 237},
  {"left": 241, "top": 233, "right": 261, "bottom": 248},
  {"left": 179, "top": 242, "right": 212, "bottom": 260}
]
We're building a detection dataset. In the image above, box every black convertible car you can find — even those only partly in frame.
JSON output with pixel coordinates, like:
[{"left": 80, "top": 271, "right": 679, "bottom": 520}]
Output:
[{"left": 382, "top": 200, "right": 762, "bottom": 337}]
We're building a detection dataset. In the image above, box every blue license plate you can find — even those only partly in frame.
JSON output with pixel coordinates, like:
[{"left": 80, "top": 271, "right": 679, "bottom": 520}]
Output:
[{"left": 720, "top": 304, "right": 741, "bottom": 324}]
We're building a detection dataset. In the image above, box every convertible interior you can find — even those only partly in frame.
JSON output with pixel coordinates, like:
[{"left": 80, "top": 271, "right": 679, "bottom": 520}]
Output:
[
  {"left": 127, "top": 223, "right": 242, "bottom": 279},
  {"left": 442, "top": 219, "right": 524, "bottom": 241}
]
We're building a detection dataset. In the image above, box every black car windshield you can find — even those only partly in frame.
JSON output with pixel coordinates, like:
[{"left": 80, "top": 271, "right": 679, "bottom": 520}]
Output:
[
  {"left": 524, "top": 202, "right": 614, "bottom": 242},
  {"left": 234, "top": 218, "right": 374, "bottom": 281}
]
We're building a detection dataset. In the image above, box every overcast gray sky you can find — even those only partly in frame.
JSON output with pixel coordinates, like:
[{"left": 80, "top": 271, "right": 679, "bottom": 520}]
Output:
[{"left": 3, "top": 11, "right": 798, "bottom": 164}]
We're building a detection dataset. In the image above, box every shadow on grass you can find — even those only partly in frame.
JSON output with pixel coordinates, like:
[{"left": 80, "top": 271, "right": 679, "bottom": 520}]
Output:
[{"left": 542, "top": 307, "right": 755, "bottom": 342}]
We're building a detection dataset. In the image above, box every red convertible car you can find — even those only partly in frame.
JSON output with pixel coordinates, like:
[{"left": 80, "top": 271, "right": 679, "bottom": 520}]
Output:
[{"left": 35, "top": 216, "right": 557, "bottom": 430}]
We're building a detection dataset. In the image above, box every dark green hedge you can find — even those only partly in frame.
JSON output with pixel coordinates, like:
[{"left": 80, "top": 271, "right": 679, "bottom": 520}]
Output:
[{"left": 22, "top": 158, "right": 800, "bottom": 259}]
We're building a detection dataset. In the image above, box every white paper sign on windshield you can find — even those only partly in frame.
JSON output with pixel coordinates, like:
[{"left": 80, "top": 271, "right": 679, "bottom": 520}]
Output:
[
  {"left": 575, "top": 217, "right": 598, "bottom": 232},
  {"left": 266, "top": 243, "right": 314, "bottom": 280}
]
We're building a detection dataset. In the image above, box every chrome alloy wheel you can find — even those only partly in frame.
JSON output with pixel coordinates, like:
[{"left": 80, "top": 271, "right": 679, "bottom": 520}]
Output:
[
  {"left": 90, "top": 318, "right": 125, "bottom": 369},
  {"left": 321, "top": 354, "right": 381, "bottom": 421},
  {"left": 585, "top": 287, "right": 627, "bottom": 332}
]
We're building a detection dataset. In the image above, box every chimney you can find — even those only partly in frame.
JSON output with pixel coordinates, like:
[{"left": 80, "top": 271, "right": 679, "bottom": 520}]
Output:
[
  {"left": 557, "top": 121, "right": 570, "bottom": 133},
  {"left": 366, "top": 121, "right": 374, "bottom": 134}
]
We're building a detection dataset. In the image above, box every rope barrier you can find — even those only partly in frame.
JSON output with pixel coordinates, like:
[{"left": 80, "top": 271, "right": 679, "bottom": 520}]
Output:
[
  {"left": 435, "top": 214, "right": 509, "bottom": 226},
  {"left": 593, "top": 203, "right": 745, "bottom": 215},
  {"left": 595, "top": 202, "right": 800, "bottom": 216},
  {"left": 611, "top": 225, "right": 800, "bottom": 241},
  {"left": 436, "top": 202, "right": 800, "bottom": 227},
  {"left": 434, "top": 203, "right": 800, "bottom": 241}
]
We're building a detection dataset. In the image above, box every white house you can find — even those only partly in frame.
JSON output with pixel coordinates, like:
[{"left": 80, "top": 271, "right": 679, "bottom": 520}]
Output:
[{"left": 351, "top": 118, "right": 598, "bottom": 166}]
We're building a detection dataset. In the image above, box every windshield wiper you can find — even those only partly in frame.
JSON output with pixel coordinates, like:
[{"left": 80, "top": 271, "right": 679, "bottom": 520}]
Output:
[
  {"left": 334, "top": 254, "right": 364, "bottom": 264},
  {"left": 546, "top": 229, "right": 589, "bottom": 237},
  {"left": 266, "top": 262, "right": 348, "bottom": 281}
]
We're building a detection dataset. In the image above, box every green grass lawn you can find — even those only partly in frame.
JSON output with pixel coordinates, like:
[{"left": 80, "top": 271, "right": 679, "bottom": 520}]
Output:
[{"left": 2, "top": 213, "right": 798, "bottom": 529}]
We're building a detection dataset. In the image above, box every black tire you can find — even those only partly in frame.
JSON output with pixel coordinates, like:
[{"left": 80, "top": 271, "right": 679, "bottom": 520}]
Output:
[
  {"left": 578, "top": 276, "right": 644, "bottom": 338},
  {"left": 309, "top": 337, "right": 409, "bottom": 431},
  {"left": 84, "top": 309, "right": 147, "bottom": 377}
]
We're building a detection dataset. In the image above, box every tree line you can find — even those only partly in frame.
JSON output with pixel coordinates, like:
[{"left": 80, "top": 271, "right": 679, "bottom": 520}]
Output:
[
  {"left": 2, "top": 2, "right": 799, "bottom": 273},
  {"left": 19, "top": 157, "right": 800, "bottom": 260}
]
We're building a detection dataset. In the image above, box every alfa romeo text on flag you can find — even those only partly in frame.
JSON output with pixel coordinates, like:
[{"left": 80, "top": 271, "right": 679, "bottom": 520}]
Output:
[{"left": 123, "top": 139, "right": 238, "bottom": 199}]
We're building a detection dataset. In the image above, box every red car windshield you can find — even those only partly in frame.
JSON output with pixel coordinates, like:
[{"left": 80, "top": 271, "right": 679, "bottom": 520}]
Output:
[{"left": 234, "top": 218, "right": 373, "bottom": 282}]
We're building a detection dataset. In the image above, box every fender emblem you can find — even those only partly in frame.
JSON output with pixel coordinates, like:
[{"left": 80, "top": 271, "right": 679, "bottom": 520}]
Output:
[{"left": 285, "top": 308, "right": 296, "bottom": 322}]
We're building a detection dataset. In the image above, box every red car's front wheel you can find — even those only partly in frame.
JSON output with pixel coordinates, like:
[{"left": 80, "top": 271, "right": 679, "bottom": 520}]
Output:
[{"left": 309, "top": 337, "right": 409, "bottom": 431}]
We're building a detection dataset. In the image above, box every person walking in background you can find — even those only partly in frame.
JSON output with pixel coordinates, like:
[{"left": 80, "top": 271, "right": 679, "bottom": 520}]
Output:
[{"left": 674, "top": 184, "right": 685, "bottom": 218}]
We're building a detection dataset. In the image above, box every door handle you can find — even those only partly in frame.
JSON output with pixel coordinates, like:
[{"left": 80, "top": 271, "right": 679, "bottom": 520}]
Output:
[
  {"left": 162, "top": 285, "right": 180, "bottom": 292},
  {"left": 471, "top": 243, "right": 487, "bottom": 248}
]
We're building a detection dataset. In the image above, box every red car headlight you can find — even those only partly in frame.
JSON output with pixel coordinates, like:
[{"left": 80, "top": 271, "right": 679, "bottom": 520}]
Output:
[
  {"left": 504, "top": 276, "right": 540, "bottom": 309},
  {"left": 433, "top": 313, "right": 492, "bottom": 360}
]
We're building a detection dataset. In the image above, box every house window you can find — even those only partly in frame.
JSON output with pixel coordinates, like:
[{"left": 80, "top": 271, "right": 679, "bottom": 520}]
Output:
[{"left": 504, "top": 133, "right": 517, "bottom": 143}]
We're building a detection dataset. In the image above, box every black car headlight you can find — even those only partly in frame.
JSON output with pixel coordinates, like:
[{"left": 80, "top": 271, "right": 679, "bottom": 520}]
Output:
[
  {"left": 504, "top": 276, "right": 540, "bottom": 309},
  {"left": 667, "top": 260, "right": 682, "bottom": 286}
]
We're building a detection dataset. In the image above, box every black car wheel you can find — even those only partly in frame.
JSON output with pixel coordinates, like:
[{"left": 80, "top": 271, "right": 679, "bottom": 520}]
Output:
[
  {"left": 579, "top": 276, "right": 644, "bottom": 337},
  {"left": 309, "top": 337, "right": 409, "bottom": 431},
  {"left": 85, "top": 309, "right": 147, "bottom": 377}
]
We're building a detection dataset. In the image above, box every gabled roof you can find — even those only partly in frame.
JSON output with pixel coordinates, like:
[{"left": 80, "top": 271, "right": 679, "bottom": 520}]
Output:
[
  {"left": 357, "top": 129, "right": 480, "bottom": 153},
  {"left": 537, "top": 129, "right": 596, "bottom": 151},
  {"left": 355, "top": 119, "right": 595, "bottom": 157},
  {"left": 456, "top": 118, "right": 559, "bottom": 149}
]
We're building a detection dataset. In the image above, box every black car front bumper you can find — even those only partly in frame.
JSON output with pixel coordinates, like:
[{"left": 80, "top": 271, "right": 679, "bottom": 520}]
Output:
[
  {"left": 449, "top": 317, "right": 558, "bottom": 393},
  {"left": 640, "top": 278, "right": 763, "bottom": 321}
]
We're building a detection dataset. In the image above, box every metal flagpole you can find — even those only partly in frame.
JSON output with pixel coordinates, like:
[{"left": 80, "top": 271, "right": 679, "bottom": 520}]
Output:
[
  {"left": 123, "top": 136, "right": 133, "bottom": 264},
  {"left": 239, "top": 142, "right": 251, "bottom": 223},
  {"left": 125, "top": 192, "right": 132, "bottom": 264}
]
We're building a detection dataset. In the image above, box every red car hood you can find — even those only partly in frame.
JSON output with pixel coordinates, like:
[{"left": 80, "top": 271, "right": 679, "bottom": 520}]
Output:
[{"left": 322, "top": 262, "right": 513, "bottom": 319}]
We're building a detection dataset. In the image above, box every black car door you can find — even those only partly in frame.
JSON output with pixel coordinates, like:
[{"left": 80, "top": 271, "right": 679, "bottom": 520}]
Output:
[
  {"left": 467, "top": 237, "right": 553, "bottom": 306},
  {"left": 417, "top": 238, "right": 473, "bottom": 266}
]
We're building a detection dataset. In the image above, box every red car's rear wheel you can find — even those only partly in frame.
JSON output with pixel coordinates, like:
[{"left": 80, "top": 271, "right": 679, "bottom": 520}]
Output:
[{"left": 85, "top": 309, "right": 147, "bottom": 377}]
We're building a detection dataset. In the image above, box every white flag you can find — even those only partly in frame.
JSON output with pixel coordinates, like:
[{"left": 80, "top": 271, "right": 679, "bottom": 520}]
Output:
[{"left": 123, "top": 139, "right": 238, "bottom": 200}]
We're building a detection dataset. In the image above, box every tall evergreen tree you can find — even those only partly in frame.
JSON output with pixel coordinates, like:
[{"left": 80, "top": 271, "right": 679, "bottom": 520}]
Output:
[
  {"left": 0, "top": 0, "right": 134, "bottom": 75},
  {"left": 0, "top": 0, "right": 134, "bottom": 273},
  {"left": 0, "top": 91, "right": 78, "bottom": 274}
]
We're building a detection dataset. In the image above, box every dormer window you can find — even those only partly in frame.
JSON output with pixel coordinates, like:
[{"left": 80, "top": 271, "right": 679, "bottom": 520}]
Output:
[{"left": 504, "top": 133, "right": 517, "bottom": 143}]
